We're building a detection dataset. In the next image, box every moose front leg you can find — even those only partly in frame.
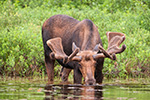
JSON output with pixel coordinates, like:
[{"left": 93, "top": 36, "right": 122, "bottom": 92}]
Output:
[
  {"left": 73, "top": 66, "right": 82, "bottom": 84},
  {"left": 95, "top": 58, "right": 104, "bottom": 84}
]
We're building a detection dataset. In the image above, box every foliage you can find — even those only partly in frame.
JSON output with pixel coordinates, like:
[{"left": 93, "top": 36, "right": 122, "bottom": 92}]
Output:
[{"left": 0, "top": 0, "right": 149, "bottom": 79}]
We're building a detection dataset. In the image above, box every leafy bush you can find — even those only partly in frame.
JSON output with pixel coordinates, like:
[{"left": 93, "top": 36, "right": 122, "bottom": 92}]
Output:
[
  {"left": 0, "top": 0, "right": 149, "bottom": 79},
  {"left": 0, "top": 24, "right": 44, "bottom": 76}
]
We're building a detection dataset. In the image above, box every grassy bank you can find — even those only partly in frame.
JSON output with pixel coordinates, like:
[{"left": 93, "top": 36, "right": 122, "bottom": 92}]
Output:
[{"left": 0, "top": 0, "right": 150, "bottom": 79}]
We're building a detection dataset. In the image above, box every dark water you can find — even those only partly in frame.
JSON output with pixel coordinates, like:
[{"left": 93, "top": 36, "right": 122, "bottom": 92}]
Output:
[{"left": 0, "top": 81, "right": 150, "bottom": 100}]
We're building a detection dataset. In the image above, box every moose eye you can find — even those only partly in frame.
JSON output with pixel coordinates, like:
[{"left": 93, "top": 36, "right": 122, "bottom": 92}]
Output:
[
  {"left": 78, "top": 64, "right": 82, "bottom": 68},
  {"left": 95, "top": 62, "right": 98, "bottom": 66}
]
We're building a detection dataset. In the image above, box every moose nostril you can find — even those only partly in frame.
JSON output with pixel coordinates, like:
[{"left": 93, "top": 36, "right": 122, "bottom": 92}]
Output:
[
  {"left": 89, "top": 82, "right": 93, "bottom": 85},
  {"left": 86, "top": 79, "right": 96, "bottom": 85}
]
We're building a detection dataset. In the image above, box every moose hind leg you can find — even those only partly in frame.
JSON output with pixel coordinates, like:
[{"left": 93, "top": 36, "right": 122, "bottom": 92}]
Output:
[
  {"left": 45, "top": 54, "right": 55, "bottom": 82},
  {"left": 60, "top": 67, "right": 72, "bottom": 82}
]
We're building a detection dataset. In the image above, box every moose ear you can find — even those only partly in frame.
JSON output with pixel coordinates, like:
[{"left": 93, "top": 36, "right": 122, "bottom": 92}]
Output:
[
  {"left": 72, "top": 42, "right": 80, "bottom": 52},
  {"left": 93, "top": 44, "right": 102, "bottom": 52}
]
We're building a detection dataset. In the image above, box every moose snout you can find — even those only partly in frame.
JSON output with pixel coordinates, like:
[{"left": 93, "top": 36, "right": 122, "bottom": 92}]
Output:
[{"left": 85, "top": 78, "right": 96, "bottom": 85}]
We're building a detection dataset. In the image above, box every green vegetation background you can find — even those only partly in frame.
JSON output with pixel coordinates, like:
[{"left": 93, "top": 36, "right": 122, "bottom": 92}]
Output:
[{"left": 0, "top": 0, "right": 149, "bottom": 79}]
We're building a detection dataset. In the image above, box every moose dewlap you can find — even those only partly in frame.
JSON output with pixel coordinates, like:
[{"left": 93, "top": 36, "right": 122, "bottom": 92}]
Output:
[{"left": 42, "top": 14, "right": 126, "bottom": 85}]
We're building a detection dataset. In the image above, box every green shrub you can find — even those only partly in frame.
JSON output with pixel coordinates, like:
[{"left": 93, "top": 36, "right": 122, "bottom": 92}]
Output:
[
  {"left": 0, "top": 0, "right": 149, "bottom": 79},
  {"left": 0, "top": 25, "right": 44, "bottom": 76}
]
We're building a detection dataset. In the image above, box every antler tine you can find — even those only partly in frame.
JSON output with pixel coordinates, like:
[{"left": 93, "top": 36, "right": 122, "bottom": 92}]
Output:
[{"left": 98, "top": 44, "right": 110, "bottom": 58}]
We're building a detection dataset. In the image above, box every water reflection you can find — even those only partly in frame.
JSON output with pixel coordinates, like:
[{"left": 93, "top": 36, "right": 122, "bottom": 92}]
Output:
[
  {"left": 0, "top": 80, "right": 150, "bottom": 100},
  {"left": 44, "top": 84, "right": 103, "bottom": 100}
]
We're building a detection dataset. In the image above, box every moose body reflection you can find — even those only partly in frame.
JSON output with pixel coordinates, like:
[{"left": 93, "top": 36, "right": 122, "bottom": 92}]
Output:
[{"left": 44, "top": 84, "right": 103, "bottom": 100}]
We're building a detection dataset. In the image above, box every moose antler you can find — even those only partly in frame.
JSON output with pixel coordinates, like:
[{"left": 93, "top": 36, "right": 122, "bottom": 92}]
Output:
[
  {"left": 106, "top": 32, "right": 126, "bottom": 54},
  {"left": 93, "top": 32, "right": 126, "bottom": 60},
  {"left": 46, "top": 37, "right": 79, "bottom": 63}
]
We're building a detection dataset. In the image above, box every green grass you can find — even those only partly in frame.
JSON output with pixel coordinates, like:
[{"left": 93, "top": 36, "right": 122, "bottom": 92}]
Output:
[{"left": 0, "top": 0, "right": 150, "bottom": 79}]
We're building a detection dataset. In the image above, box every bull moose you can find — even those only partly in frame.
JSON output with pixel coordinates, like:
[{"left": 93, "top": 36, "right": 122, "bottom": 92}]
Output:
[{"left": 42, "top": 15, "right": 126, "bottom": 85}]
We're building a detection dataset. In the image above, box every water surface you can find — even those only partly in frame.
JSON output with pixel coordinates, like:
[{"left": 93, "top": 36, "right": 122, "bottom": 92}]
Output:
[{"left": 0, "top": 80, "right": 150, "bottom": 100}]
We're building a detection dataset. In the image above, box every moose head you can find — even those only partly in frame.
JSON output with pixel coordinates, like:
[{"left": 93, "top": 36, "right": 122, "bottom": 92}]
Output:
[{"left": 46, "top": 32, "right": 126, "bottom": 85}]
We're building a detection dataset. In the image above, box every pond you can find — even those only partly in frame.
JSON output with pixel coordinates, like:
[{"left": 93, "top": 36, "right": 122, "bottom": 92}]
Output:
[{"left": 0, "top": 78, "right": 150, "bottom": 100}]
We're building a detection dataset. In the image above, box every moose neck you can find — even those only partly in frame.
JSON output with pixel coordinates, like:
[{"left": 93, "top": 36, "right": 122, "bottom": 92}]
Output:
[{"left": 71, "top": 19, "right": 102, "bottom": 51}]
